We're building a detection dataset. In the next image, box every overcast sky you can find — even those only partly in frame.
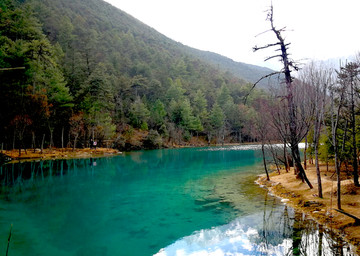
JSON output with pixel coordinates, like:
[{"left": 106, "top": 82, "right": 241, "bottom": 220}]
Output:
[{"left": 104, "top": 0, "right": 360, "bottom": 70}]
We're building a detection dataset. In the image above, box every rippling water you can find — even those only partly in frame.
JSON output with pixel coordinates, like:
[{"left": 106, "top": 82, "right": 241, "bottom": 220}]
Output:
[{"left": 0, "top": 146, "right": 356, "bottom": 255}]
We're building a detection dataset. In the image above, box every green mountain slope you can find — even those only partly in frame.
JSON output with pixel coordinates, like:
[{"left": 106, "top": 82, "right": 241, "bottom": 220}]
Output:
[
  {"left": 32, "top": 0, "right": 272, "bottom": 85},
  {"left": 0, "top": 0, "right": 270, "bottom": 150},
  {"left": 188, "top": 49, "right": 276, "bottom": 88}
]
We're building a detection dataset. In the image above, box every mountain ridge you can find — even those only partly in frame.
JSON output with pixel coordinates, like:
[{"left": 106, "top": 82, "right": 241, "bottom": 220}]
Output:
[
  {"left": 104, "top": 0, "right": 275, "bottom": 85},
  {"left": 72, "top": 0, "right": 274, "bottom": 85}
]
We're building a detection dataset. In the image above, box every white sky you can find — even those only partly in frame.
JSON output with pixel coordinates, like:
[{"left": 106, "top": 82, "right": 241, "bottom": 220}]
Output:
[{"left": 104, "top": 0, "right": 360, "bottom": 70}]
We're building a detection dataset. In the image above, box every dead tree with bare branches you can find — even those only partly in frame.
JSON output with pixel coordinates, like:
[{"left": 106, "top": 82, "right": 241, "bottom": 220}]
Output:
[{"left": 253, "top": 4, "right": 313, "bottom": 189}]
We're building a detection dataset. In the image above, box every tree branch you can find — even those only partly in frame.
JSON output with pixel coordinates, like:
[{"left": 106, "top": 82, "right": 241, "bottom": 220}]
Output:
[
  {"left": 253, "top": 42, "right": 281, "bottom": 52},
  {"left": 243, "top": 71, "right": 282, "bottom": 104},
  {"left": 264, "top": 54, "right": 283, "bottom": 62}
]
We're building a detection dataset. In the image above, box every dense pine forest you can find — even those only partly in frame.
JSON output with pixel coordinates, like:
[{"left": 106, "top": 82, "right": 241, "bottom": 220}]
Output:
[{"left": 0, "top": 0, "right": 272, "bottom": 151}]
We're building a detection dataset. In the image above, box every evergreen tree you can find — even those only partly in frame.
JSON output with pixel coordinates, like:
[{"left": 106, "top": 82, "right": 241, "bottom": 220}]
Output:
[
  {"left": 149, "top": 99, "right": 167, "bottom": 129},
  {"left": 129, "top": 97, "right": 150, "bottom": 130}
]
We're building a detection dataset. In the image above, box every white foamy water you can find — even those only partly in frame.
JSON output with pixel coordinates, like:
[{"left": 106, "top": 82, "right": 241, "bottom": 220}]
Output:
[{"left": 200, "top": 143, "right": 306, "bottom": 152}]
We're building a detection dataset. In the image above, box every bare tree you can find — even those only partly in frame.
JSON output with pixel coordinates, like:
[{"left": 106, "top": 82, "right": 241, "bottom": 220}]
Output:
[
  {"left": 268, "top": 91, "right": 290, "bottom": 172},
  {"left": 328, "top": 74, "right": 346, "bottom": 209},
  {"left": 300, "top": 62, "right": 333, "bottom": 198},
  {"left": 252, "top": 98, "right": 273, "bottom": 180},
  {"left": 69, "top": 112, "right": 85, "bottom": 151},
  {"left": 253, "top": 4, "right": 313, "bottom": 188},
  {"left": 337, "top": 62, "right": 360, "bottom": 187}
]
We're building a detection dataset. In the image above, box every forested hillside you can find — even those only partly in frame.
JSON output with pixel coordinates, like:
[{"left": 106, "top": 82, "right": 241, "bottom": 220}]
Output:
[
  {"left": 188, "top": 49, "right": 276, "bottom": 88},
  {"left": 0, "top": 0, "right": 270, "bottom": 151}
]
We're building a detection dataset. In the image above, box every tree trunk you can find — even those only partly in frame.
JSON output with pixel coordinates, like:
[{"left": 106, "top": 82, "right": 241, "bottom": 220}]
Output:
[
  {"left": 314, "top": 143, "right": 323, "bottom": 198},
  {"left": 253, "top": 5, "right": 312, "bottom": 188},
  {"left": 261, "top": 142, "right": 270, "bottom": 181},
  {"left": 331, "top": 94, "right": 342, "bottom": 209},
  {"left": 291, "top": 144, "right": 313, "bottom": 189},
  {"left": 286, "top": 56, "right": 312, "bottom": 188},
  {"left": 61, "top": 127, "right": 64, "bottom": 150},
  {"left": 335, "top": 151, "right": 341, "bottom": 210},
  {"left": 32, "top": 131, "right": 36, "bottom": 153},
  {"left": 73, "top": 134, "right": 78, "bottom": 151},
  {"left": 304, "top": 137, "right": 307, "bottom": 170},
  {"left": 49, "top": 126, "right": 54, "bottom": 150},
  {"left": 41, "top": 134, "right": 45, "bottom": 154},
  {"left": 12, "top": 131, "right": 16, "bottom": 151},
  {"left": 351, "top": 84, "right": 359, "bottom": 186},
  {"left": 269, "top": 143, "right": 281, "bottom": 174},
  {"left": 284, "top": 140, "right": 289, "bottom": 172}
]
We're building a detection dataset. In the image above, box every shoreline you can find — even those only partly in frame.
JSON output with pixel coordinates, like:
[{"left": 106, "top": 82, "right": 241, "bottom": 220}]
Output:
[
  {"left": 1, "top": 148, "right": 122, "bottom": 163},
  {"left": 1, "top": 143, "right": 257, "bottom": 163},
  {"left": 256, "top": 165, "right": 360, "bottom": 255}
]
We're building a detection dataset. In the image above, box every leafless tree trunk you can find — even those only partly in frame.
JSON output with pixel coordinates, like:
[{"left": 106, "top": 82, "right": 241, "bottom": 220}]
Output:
[
  {"left": 261, "top": 142, "right": 270, "bottom": 181},
  {"left": 267, "top": 143, "right": 281, "bottom": 174},
  {"left": 329, "top": 81, "right": 346, "bottom": 210},
  {"left": 338, "top": 62, "right": 360, "bottom": 187},
  {"left": 252, "top": 98, "right": 273, "bottom": 180},
  {"left": 253, "top": 5, "right": 313, "bottom": 188},
  {"left": 304, "top": 136, "right": 307, "bottom": 170},
  {"left": 300, "top": 62, "right": 333, "bottom": 198}
]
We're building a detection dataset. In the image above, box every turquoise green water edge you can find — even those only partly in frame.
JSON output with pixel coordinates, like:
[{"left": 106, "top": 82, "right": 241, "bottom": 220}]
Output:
[{"left": 0, "top": 146, "right": 356, "bottom": 256}]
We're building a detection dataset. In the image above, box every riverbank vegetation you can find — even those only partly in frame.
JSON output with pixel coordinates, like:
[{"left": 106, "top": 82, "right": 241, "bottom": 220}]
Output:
[
  {"left": 252, "top": 6, "right": 360, "bottom": 252},
  {"left": 251, "top": 4, "right": 359, "bottom": 199}
]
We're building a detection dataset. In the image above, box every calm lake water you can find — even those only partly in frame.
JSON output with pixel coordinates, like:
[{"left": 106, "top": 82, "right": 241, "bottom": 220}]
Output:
[{"left": 0, "top": 146, "right": 357, "bottom": 256}]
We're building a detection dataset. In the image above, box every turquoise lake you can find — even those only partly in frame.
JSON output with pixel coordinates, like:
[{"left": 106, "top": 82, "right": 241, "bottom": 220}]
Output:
[{"left": 0, "top": 146, "right": 357, "bottom": 255}]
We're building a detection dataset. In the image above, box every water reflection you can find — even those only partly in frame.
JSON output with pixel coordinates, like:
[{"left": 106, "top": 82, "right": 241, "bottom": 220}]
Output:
[
  {"left": 0, "top": 158, "right": 98, "bottom": 194},
  {"left": 156, "top": 192, "right": 356, "bottom": 256}
]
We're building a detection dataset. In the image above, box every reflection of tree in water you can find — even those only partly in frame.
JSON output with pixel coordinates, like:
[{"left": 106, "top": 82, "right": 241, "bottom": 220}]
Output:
[
  {"left": 0, "top": 158, "right": 97, "bottom": 196},
  {"left": 252, "top": 192, "right": 356, "bottom": 255},
  {"left": 250, "top": 193, "right": 294, "bottom": 253},
  {"left": 292, "top": 212, "right": 354, "bottom": 256}
]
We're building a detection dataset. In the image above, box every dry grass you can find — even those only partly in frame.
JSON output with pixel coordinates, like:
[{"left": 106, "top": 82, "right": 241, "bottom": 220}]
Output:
[
  {"left": 2, "top": 147, "right": 121, "bottom": 162},
  {"left": 257, "top": 164, "right": 360, "bottom": 254}
]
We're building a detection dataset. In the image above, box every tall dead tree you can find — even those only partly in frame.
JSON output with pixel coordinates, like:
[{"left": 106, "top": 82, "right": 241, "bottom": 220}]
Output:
[{"left": 253, "top": 5, "right": 313, "bottom": 188}]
